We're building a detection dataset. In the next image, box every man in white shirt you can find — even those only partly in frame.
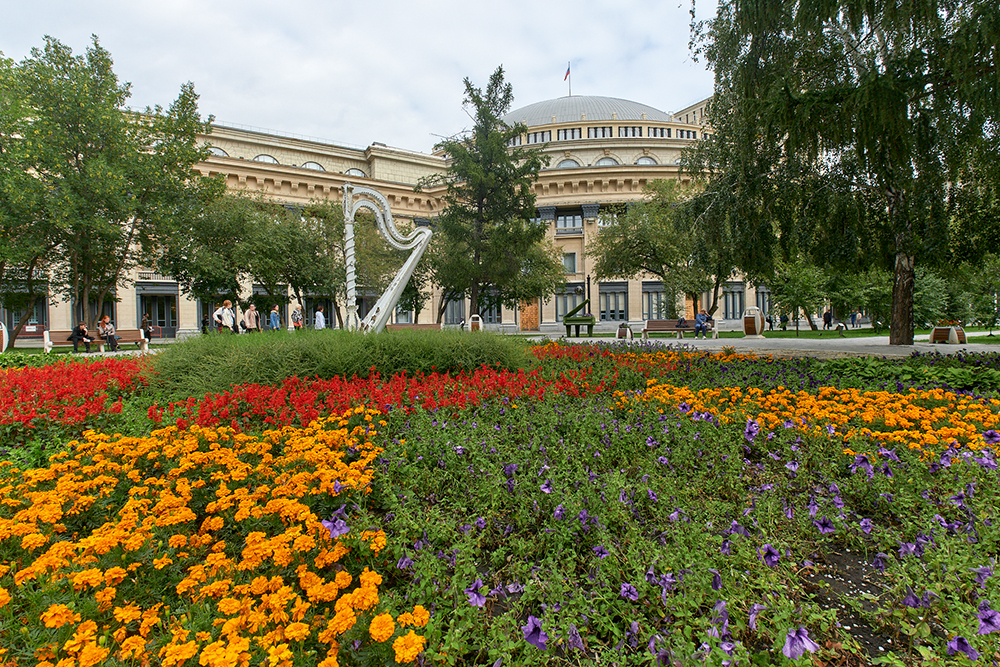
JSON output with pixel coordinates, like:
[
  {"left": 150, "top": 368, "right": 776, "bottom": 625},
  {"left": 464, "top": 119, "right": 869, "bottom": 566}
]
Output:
[{"left": 314, "top": 304, "right": 326, "bottom": 329}]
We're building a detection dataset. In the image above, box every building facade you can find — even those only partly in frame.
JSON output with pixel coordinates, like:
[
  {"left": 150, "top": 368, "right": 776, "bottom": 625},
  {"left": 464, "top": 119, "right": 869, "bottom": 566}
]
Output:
[{"left": 5, "top": 94, "right": 772, "bottom": 341}]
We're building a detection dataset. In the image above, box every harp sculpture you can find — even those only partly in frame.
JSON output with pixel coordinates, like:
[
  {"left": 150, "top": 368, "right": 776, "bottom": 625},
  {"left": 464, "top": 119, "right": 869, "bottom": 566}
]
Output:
[{"left": 342, "top": 184, "right": 433, "bottom": 334}]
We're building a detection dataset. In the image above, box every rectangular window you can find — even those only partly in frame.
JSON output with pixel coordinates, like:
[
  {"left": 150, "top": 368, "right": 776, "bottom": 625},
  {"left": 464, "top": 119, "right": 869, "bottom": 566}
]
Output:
[
  {"left": 526, "top": 131, "right": 551, "bottom": 144},
  {"left": 507, "top": 135, "right": 522, "bottom": 147},
  {"left": 482, "top": 302, "right": 502, "bottom": 324},
  {"left": 555, "top": 213, "right": 583, "bottom": 234},
  {"left": 444, "top": 299, "right": 465, "bottom": 325},
  {"left": 618, "top": 126, "right": 642, "bottom": 137},
  {"left": 557, "top": 128, "right": 581, "bottom": 140},
  {"left": 555, "top": 290, "right": 583, "bottom": 322},
  {"left": 723, "top": 282, "right": 745, "bottom": 319},
  {"left": 587, "top": 126, "right": 613, "bottom": 138},
  {"left": 648, "top": 127, "right": 668, "bottom": 137},
  {"left": 642, "top": 289, "right": 670, "bottom": 320},
  {"left": 599, "top": 283, "right": 628, "bottom": 321},
  {"left": 562, "top": 253, "right": 577, "bottom": 274},
  {"left": 394, "top": 305, "right": 413, "bottom": 324}
]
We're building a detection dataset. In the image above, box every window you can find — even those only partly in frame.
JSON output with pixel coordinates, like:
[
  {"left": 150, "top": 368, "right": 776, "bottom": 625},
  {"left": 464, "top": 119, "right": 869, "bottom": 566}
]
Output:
[
  {"left": 507, "top": 135, "right": 522, "bottom": 147},
  {"left": 635, "top": 156, "right": 657, "bottom": 165},
  {"left": 526, "top": 131, "right": 551, "bottom": 144},
  {"left": 556, "top": 213, "right": 583, "bottom": 234},
  {"left": 208, "top": 146, "right": 229, "bottom": 157},
  {"left": 642, "top": 285, "right": 670, "bottom": 320},
  {"left": 648, "top": 128, "right": 668, "bottom": 138},
  {"left": 557, "top": 128, "right": 581, "bottom": 140},
  {"left": 394, "top": 304, "right": 413, "bottom": 324},
  {"left": 619, "top": 126, "right": 642, "bottom": 137},
  {"left": 554, "top": 286, "right": 584, "bottom": 322},
  {"left": 599, "top": 283, "right": 628, "bottom": 321},
  {"left": 444, "top": 299, "right": 465, "bottom": 325},
  {"left": 482, "top": 302, "right": 502, "bottom": 324},
  {"left": 588, "top": 126, "right": 613, "bottom": 138},
  {"left": 755, "top": 285, "right": 771, "bottom": 318},
  {"left": 556, "top": 159, "right": 580, "bottom": 169},
  {"left": 252, "top": 154, "right": 278, "bottom": 164},
  {"left": 301, "top": 161, "right": 325, "bottom": 171},
  {"left": 345, "top": 168, "right": 366, "bottom": 177},
  {"left": 562, "top": 253, "right": 577, "bottom": 274},
  {"left": 723, "top": 282, "right": 745, "bottom": 319},
  {"left": 140, "top": 294, "right": 178, "bottom": 338},
  {"left": 595, "top": 157, "right": 619, "bottom": 166}
]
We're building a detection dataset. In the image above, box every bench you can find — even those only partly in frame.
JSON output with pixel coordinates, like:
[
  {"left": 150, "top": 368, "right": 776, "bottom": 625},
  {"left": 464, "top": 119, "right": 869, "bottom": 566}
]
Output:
[
  {"left": 641, "top": 319, "right": 717, "bottom": 340},
  {"left": 385, "top": 323, "right": 442, "bottom": 331},
  {"left": 43, "top": 329, "right": 148, "bottom": 353},
  {"left": 930, "top": 326, "right": 966, "bottom": 345}
]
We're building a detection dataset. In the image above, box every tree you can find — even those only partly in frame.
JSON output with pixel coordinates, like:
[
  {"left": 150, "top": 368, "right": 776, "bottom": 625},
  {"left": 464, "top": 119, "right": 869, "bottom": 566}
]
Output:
[
  {"left": 16, "top": 36, "right": 216, "bottom": 329},
  {"left": 968, "top": 254, "right": 1000, "bottom": 335},
  {"left": 693, "top": 0, "right": 1000, "bottom": 345},
  {"left": 417, "top": 66, "right": 564, "bottom": 322},
  {"left": 767, "top": 257, "right": 827, "bottom": 335},
  {"left": 588, "top": 180, "right": 712, "bottom": 317}
]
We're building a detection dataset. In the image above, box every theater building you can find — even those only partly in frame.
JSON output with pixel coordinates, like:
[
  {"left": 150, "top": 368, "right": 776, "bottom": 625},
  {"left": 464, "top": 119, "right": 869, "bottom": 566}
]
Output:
[{"left": 6, "top": 93, "right": 769, "bottom": 341}]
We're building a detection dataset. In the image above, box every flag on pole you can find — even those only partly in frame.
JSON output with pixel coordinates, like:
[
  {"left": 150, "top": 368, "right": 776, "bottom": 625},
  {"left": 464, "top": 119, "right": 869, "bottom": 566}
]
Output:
[{"left": 564, "top": 63, "right": 570, "bottom": 81}]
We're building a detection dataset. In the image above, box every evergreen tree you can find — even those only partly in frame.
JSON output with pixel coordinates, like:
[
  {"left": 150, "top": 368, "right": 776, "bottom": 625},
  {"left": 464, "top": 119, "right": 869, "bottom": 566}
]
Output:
[{"left": 418, "top": 66, "right": 564, "bottom": 322}]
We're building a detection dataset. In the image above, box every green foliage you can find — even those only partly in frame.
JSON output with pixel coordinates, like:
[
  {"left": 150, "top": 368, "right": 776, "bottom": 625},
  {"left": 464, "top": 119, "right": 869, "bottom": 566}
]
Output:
[
  {"left": 149, "top": 329, "right": 529, "bottom": 401},
  {"left": 418, "top": 66, "right": 564, "bottom": 320}
]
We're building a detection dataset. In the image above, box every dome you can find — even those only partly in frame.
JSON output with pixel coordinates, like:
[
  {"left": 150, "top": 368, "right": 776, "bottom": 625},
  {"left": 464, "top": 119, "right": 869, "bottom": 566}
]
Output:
[{"left": 503, "top": 95, "right": 672, "bottom": 128}]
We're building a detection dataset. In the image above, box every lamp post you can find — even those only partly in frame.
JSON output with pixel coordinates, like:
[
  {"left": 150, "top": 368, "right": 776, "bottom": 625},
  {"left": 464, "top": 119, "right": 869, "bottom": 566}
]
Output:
[{"left": 587, "top": 275, "right": 591, "bottom": 303}]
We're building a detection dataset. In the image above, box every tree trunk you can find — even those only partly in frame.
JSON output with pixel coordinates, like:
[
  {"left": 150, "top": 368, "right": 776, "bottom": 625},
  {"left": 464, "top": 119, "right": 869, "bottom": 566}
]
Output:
[
  {"left": 8, "top": 296, "right": 39, "bottom": 350},
  {"left": 890, "top": 250, "right": 915, "bottom": 345}
]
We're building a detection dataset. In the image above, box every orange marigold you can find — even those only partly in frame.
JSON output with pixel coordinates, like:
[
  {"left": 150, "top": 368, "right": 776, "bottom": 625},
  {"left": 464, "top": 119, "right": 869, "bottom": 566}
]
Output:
[
  {"left": 392, "top": 631, "right": 426, "bottom": 663},
  {"left": 369, "top": 613, "right": 395, "bottom": 642},
  {"left": 41, "top": 604, "right": 80, "bottom": 628},
  {"left": 283, "top": 622, "right": 310, "bottom": 642}
]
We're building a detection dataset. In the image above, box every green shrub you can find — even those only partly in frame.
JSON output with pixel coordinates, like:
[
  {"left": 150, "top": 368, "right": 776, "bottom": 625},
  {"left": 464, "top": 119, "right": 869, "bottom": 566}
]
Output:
[{"left": 149, "top": 329, "right": 530, "bottom": 400}]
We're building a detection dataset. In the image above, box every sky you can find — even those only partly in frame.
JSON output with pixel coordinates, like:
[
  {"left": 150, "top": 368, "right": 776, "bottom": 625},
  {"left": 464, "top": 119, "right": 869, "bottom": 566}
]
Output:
[{"left": 2, "top": 0, "right": 716, "bottom": 154}]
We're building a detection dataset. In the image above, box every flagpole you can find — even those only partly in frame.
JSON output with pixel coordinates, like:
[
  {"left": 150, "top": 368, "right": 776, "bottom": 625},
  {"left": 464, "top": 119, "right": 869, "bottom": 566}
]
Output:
[{"left": 567, "top": 61, "right": 572, "bottom": 97}]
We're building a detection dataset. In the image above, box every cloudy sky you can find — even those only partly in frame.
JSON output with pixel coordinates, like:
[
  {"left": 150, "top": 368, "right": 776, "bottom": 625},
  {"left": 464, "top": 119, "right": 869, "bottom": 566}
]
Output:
[{"left": 2, "top": 0, "right": 716, "bottom": 154}]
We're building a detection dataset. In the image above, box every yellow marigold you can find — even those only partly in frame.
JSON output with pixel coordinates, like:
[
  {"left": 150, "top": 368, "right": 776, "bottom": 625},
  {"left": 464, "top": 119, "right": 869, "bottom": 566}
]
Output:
[
  {"left": 396, "top": 612, "right": 415, "bottom": 627},
  {"left": 358, "top": 567, "right": 382, "bottom": 588},
  {"left": 317, "top": 655, "right": 339, "bottom": 667},
  {"left": 71, "top": 568, "right": 104, "bottom": 591},
  {"left": 169, "top": 534, "right": 188, "bottom": 548},
  {"left": 118, "top": 635, "right": 146, "bottom": 660},
  {"left": 0, "top": 587, "right": 11, "bottom": 609},
  {"left": 160, "top": 640, "right": 198, "bottom": 667},
  {"left": 113, "top": 604, "right": 142, "bottom": 624},
  {"left": 411, "top": 605, "right": 430, "bottom": 628},
  {"left": 369, "top": 613, "right": 395, "bottom": 642},
  {"left": 63, "top": 620, "right": 98, "bottom": 654},
  {"left": 392, "top": 631, "right": 426, "bottom": 663},
  {"left": 351, "top": 586, "right": 379, "bottom": 611},
  {"left": 217, "top": 597, "right": 242, "bottom": 616},
  {"left": 328, "top": 609, "right": 356, "bottom": 636},
  {"left": 333, "top": 571, "right": 352, "bottom": 590},
  {"left": 77, "top": 644, "right": 110, "bottom": 667},
  {"left": 41, "top": 603, "right": 80, "bottom": 628},
  {"left": 104, "top": 566, "right": 127, "bottom": 586},
  {"left": 267, "top": 643, "right": 293, "bottom": 667},
  {"left": 283, "top": 622, "right": 310, "bottom": 642},
  {"left": 21, "top": 532, "right": 48, "bottom": 550}
]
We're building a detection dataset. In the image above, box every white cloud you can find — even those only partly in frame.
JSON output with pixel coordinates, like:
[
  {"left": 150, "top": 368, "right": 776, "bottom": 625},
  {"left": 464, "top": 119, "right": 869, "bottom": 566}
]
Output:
[{"left": 1, "top": 0, "right": 715, "bottom": 152}]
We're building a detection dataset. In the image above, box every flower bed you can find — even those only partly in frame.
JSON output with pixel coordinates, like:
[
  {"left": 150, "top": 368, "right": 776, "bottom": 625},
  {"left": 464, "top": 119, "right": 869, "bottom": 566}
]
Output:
[{"left": 2, "top": 344, "right": 1000, "bottom": 665}]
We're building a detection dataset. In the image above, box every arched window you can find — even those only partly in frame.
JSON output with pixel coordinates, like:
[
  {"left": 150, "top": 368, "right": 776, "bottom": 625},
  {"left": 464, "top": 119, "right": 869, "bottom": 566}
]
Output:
[
  {"left": 252, "top": 154, "right": 278, "bottom": 164},
  {"left": 635, "top": 156, "right": 657, "bottom": 165},
  {"left": 301, "top": 161, "right": 325, "bottom": 171},
  {"left": 345, "top": 168, "right": 367, "bottom": 178},
  {"left": 595, "top": 157, "right": 619, "bottom": 166},
  {"left": 556, "top": 159, "right": 580, "bottom": 169},
  {"left": 208, "top": 146, "right": 229, "bottom": 157}
]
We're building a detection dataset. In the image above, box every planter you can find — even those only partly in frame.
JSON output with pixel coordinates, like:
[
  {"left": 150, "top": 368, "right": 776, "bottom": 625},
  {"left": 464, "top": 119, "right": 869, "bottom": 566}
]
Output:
[{"left": 930, "top": 326, "right": 966, "bottom": 344}]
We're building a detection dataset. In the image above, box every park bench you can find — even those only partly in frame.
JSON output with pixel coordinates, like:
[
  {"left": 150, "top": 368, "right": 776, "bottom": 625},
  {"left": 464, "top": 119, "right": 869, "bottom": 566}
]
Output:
[
  {"left": 930, "top": 326, "right": 966, "bottom": 344},
  {"left": 43, "top": 328, "right": 148, "bottom": 353},
  {"left": 641, "top": 319, "right": 716, "bottom": 340},
  {"left": 563, "top": 299, "right": 596, "bottom": 337},
  {"left": 386, "top": 323, "right": 442, "bottom": 331}
]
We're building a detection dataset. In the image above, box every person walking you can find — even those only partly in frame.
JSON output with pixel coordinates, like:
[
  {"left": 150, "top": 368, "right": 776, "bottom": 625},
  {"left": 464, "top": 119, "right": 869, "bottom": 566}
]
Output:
[
  {"left": 140, "top": 312, "right": 153, "bottom": 342},
  {"left": 823, "top": 309, "right": 833, "bottom": 331},
  {"left": 270, "top": 305, "right": 281, "bottom": 331},
  {"left": 214, "top": 300, "right": 237, "bottom": 334},
  {"left": 244, "top": 304, "right": 261, "bottom": 332},
  {"left": 314, "top": 304, "right": 326, "bottom": 330},
  {"left": 291, "top": 304, "right": 304, "bottom": 331},
  {"left": 69, "top": 321, "right": 94, "bottom": 353},
  {"left": 97, "top": 315, "right": 119, "bottom": 351}
]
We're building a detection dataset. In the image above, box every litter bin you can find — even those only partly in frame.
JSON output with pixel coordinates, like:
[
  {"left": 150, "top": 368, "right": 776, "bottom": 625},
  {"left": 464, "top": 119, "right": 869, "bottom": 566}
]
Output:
[
  {"left": 469, "top": 314, "right": 482, "bottom": 332},
  {"left": 742, "top": 306, "right": 765, "bottom": 338}
]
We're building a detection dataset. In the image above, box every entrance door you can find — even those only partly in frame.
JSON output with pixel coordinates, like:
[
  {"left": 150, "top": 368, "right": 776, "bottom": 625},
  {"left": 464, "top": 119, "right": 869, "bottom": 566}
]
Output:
[{"left": 140, "top": 294, "right": 178, "bottom": 338}]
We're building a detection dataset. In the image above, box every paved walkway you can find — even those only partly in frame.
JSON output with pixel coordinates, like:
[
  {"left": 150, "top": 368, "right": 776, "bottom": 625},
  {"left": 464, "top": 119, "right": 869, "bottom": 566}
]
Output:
[{"left": 532, "top": 329, "right": 1000, "bottom": 359}]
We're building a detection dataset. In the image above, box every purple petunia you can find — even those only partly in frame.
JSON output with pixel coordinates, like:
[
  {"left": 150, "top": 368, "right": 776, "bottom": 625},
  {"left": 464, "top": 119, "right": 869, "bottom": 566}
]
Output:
[
  {"left": 593, "top": 545, "right": 609, "bottom": 559},
  {"left": 813, "top": 516, "right": 835, "bottom": 535},
  {"left": 475, "top": 516, "right": 487, "bottom": 530},
  {"left": 553, "top": 504, "right": 565, "bottom": 520},
  {"left": 522, "top": 615, "right": 549, "bottom": 650},
  {"left": 983, "top": 429, "right": 1000, "bottom": 445},
  {"left": 744, "top": 419, "right": 760, "bottom": 443},
  {"left": 859, "top": 518, "right": 873, "bottom": 534},
  {"left": 620, "top": 582, "right": 639, "bottom": 601},
  {"left": 946, "top": 636, "right": 979, "bottom": 660},
  {"left": 978, "top": 601, "right": 1000, "bottom": 635},
  {"left": 540, "top": 479, "right": 553, "bottom": 494},
  {"left": 567, "top": 624, "right": 585, "bottom": 651},
  {"left": 709, "top": 569, "right": 722, "bottom": 591},
  {"left": 321, "top": 517, "right": 350, "bottom": 539},
  {"left": 465, "top": 578, "right": 487, "bottom": 607},
  {"left": 782, "top": 627, "right": 821, "bottom": 660},
  {"left": 749, "top": 603, "right": 767, "bottom": 631},
  {"left": 872, "top": 552, "right": 890, "bottom": 572},
  {"left": 760, "top": 543, "right": 781, "bottom": 568},
  {"left": 396, "top": 554, "right": 413, "bottom": 570}
]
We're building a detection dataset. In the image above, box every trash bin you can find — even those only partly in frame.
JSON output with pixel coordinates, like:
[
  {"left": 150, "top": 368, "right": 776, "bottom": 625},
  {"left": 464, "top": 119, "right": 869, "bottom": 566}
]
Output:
[
  {"left": 742, "top": 307, "right": 765, "bottom": 337},
  {"left": 469, "top": 314, "right": 482, "bottom": 332}
]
